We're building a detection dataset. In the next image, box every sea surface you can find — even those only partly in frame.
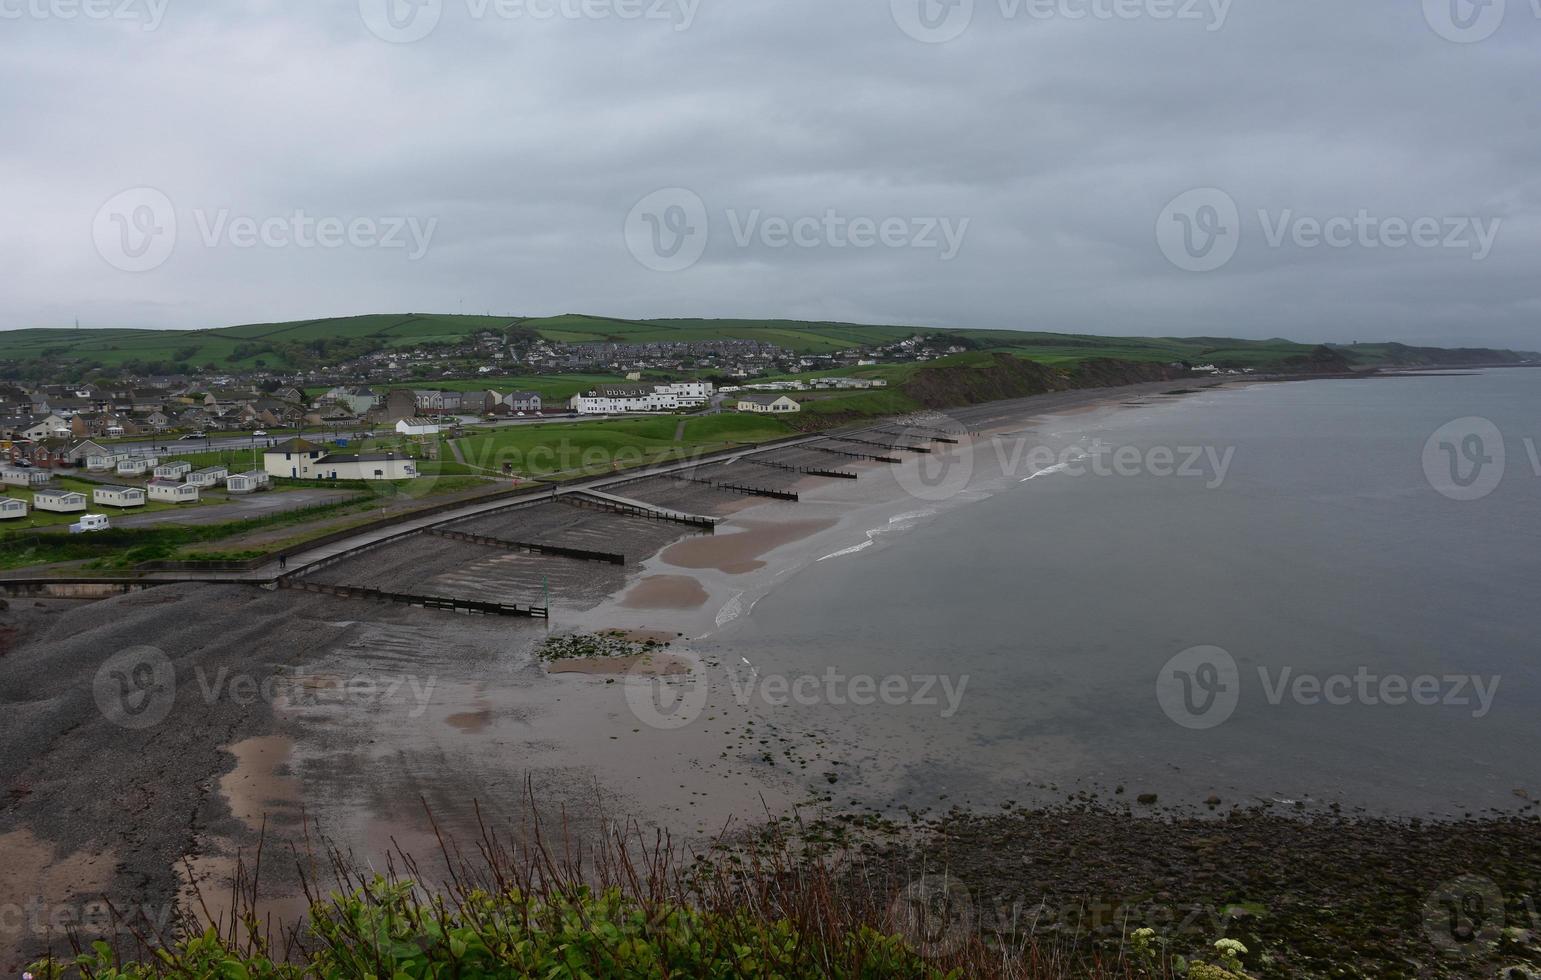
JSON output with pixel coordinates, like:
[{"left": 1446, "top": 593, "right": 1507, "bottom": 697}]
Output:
[{"left": 706, "top": 370, "right": 1541, "bottom": 817}]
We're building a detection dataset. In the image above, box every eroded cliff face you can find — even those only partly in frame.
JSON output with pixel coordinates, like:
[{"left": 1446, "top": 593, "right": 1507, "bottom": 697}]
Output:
[{"left": 899, "top": 354, "right": 1184, "bottom": 410}]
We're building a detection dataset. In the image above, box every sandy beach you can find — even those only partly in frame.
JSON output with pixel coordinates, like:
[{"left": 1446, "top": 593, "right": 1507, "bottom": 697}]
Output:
[{"left": 0, "top": 378, "right": 1219, "bottom": 966}]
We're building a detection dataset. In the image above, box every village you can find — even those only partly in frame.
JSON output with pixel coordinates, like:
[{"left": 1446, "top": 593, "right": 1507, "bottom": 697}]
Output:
[{"left": 0, "top": 336, "right": 920, "bottom": 531}]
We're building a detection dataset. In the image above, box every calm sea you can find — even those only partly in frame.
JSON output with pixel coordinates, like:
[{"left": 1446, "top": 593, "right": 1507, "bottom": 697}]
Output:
[{"left": 707, "top": 370, "right": 1541, "bottom": 817}]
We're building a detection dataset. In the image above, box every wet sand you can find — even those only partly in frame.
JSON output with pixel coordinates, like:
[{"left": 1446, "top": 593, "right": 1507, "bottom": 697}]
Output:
[{"left": 0, "top": 378, "right": 1227, "bottom": 967}]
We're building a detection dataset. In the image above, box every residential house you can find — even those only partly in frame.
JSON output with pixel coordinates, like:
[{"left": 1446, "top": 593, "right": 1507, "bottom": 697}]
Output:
[
  {"left": 572, "top": 385, "right": 681, "bottom": 415},
  {"left": 505, "top": 391, "right": 543, "bottom": 413},
  {"left": 263, "top": 437, "right": 326, "bottom": 479}
]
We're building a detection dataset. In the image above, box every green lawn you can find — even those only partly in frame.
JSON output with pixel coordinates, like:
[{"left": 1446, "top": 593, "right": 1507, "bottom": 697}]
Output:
[
  {"left": 454, "top": 415, "right": 794, "bottom": 479},
  {"left": 0, "top": 475, "right": 215, "bottom": 527}
]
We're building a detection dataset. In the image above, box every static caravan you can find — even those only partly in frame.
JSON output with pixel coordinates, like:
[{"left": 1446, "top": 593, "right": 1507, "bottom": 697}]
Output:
[
  {"left": 147, "top": 479, "right": 200, "bottom": 503},
  {"left": 0, "top": 497, "right": 27, "bottom": 520},
  {"left": 0, "top": 465, "right": 50, "bottom": 488},
  {"left": 86, "top": 453, "right": 125, "bottom": 472},
  {"left": 226, "top": 470, "right": 271, "bottom": 494},
  {"left": 116, "top": 458, "right": 153, "bottom": 477},
  {"left": 188, "top": 466, "right": 228, "bottom": 487},
  {"left": 94, "top": 485, "right": 147, "bottom": 508},
  {"left": 33, "top": 489, "right": 88, "bottom": 514},
  {"left": 153, "top": 461, "right": 192, "bottom": 481}
]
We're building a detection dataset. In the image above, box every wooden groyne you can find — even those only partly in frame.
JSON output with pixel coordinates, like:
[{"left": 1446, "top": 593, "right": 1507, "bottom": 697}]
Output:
[
  {"left": 280, "top": 579, "right": 548, "bottom": 618},
  {"left": 827, "top": 436, "right": 932, "bottom": 454},
  {"left": 566, "top": 490, "right": 719, "bottom": 530},
  {"left": 743, "top": 459, "right": 860, "bottom": 480},
  {"left": 876, "top": 428, "right": 961, "bottom": 444},
  {"left": 427, "top": 528, "right": 625, "bottom": 565},
  {"left": 668, "top": 475, "right": 799, "bottom": 501},
  {"left": 804, "top": 445, "right": 902, "bottom": 464}
]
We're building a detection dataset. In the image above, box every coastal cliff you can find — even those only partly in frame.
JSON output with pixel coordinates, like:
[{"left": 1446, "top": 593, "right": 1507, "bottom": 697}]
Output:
[{"left": 899, "top": 353, "right": 1185, "bottom": 411}]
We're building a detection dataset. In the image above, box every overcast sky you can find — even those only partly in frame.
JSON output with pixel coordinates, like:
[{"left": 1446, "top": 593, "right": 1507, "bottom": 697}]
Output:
[{"left": 2, "top": 0, "right": 1538, "bottom": 349}]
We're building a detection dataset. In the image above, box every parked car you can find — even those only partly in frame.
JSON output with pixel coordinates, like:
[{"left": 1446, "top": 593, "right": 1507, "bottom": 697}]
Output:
[{"left": 252, "top": 430, "right": 268, "bottom": 437}]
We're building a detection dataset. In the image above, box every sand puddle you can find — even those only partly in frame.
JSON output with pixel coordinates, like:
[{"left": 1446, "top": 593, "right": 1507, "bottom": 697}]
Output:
[
  {"left": 620, "top": 574, "right": 710, "bottom": 610},
  {"left": 660, "top": 518, "right": 837, "bottom": 574}
]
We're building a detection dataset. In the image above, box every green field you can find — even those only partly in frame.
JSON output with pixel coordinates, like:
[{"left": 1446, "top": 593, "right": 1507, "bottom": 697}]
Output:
[
  {"left": 3, "top": 312, "right": 1534, "bottom": 379},
  {"left": 454, "top": 415, "right": 794, "bottom": 479}
]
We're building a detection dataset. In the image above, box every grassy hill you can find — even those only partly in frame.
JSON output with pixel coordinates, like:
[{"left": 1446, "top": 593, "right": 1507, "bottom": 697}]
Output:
[{"left": 1, "top": 313, "right": 1534, "bottom": 378}]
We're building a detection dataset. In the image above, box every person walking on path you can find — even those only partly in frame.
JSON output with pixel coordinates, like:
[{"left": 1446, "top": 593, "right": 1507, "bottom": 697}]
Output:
[{"left": 278, "top": 553, "right": 288, "bottom": 572}]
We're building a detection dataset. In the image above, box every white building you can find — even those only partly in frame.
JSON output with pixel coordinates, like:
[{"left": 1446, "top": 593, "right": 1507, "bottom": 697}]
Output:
[
  {"left": 0, "top": 497, "right": 27, "bottom": 520},
  {"left": 116, "top": 457, "right": 156, "bottom": 477},
  {"left": 737, "top": 394, "right": 802, "bottom": 415},
  {"left": 395, "top": 418, "right": 442, "bottom": 437},
  {"left": 311, "top": 453, "right": 418, "bottom": 481},
  {"left": 263, "top": 438, "right": 326, "bottom": 479},
  {"left": 188, "top": 466, "right": 228, "bottom": 487},
  {"left": 147, "top": 479, "right": 200, "bottom": 503},
  {"left": 33, "top": 489, "right": 88, "bottom": 513},
  {"left": 94, "top": 486, "right": 147, "bottom": 508},
  {"left": 86, "top": 453, "right": 126, "bottom": 472},
  {"left": 572, "top": 385, "right": 681, "bottom": 415},
  {"left": 226, "top": 471, "right": 270, "bottom": 494},
  {"left": 655, "top": 381, "right": 715, "bottom": 406},
  {"left": 0, "top": 465, "right": 50, "bottom": 488},
  {"left": 153, "top": 461, "right": 192, "bottom": 481}
]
